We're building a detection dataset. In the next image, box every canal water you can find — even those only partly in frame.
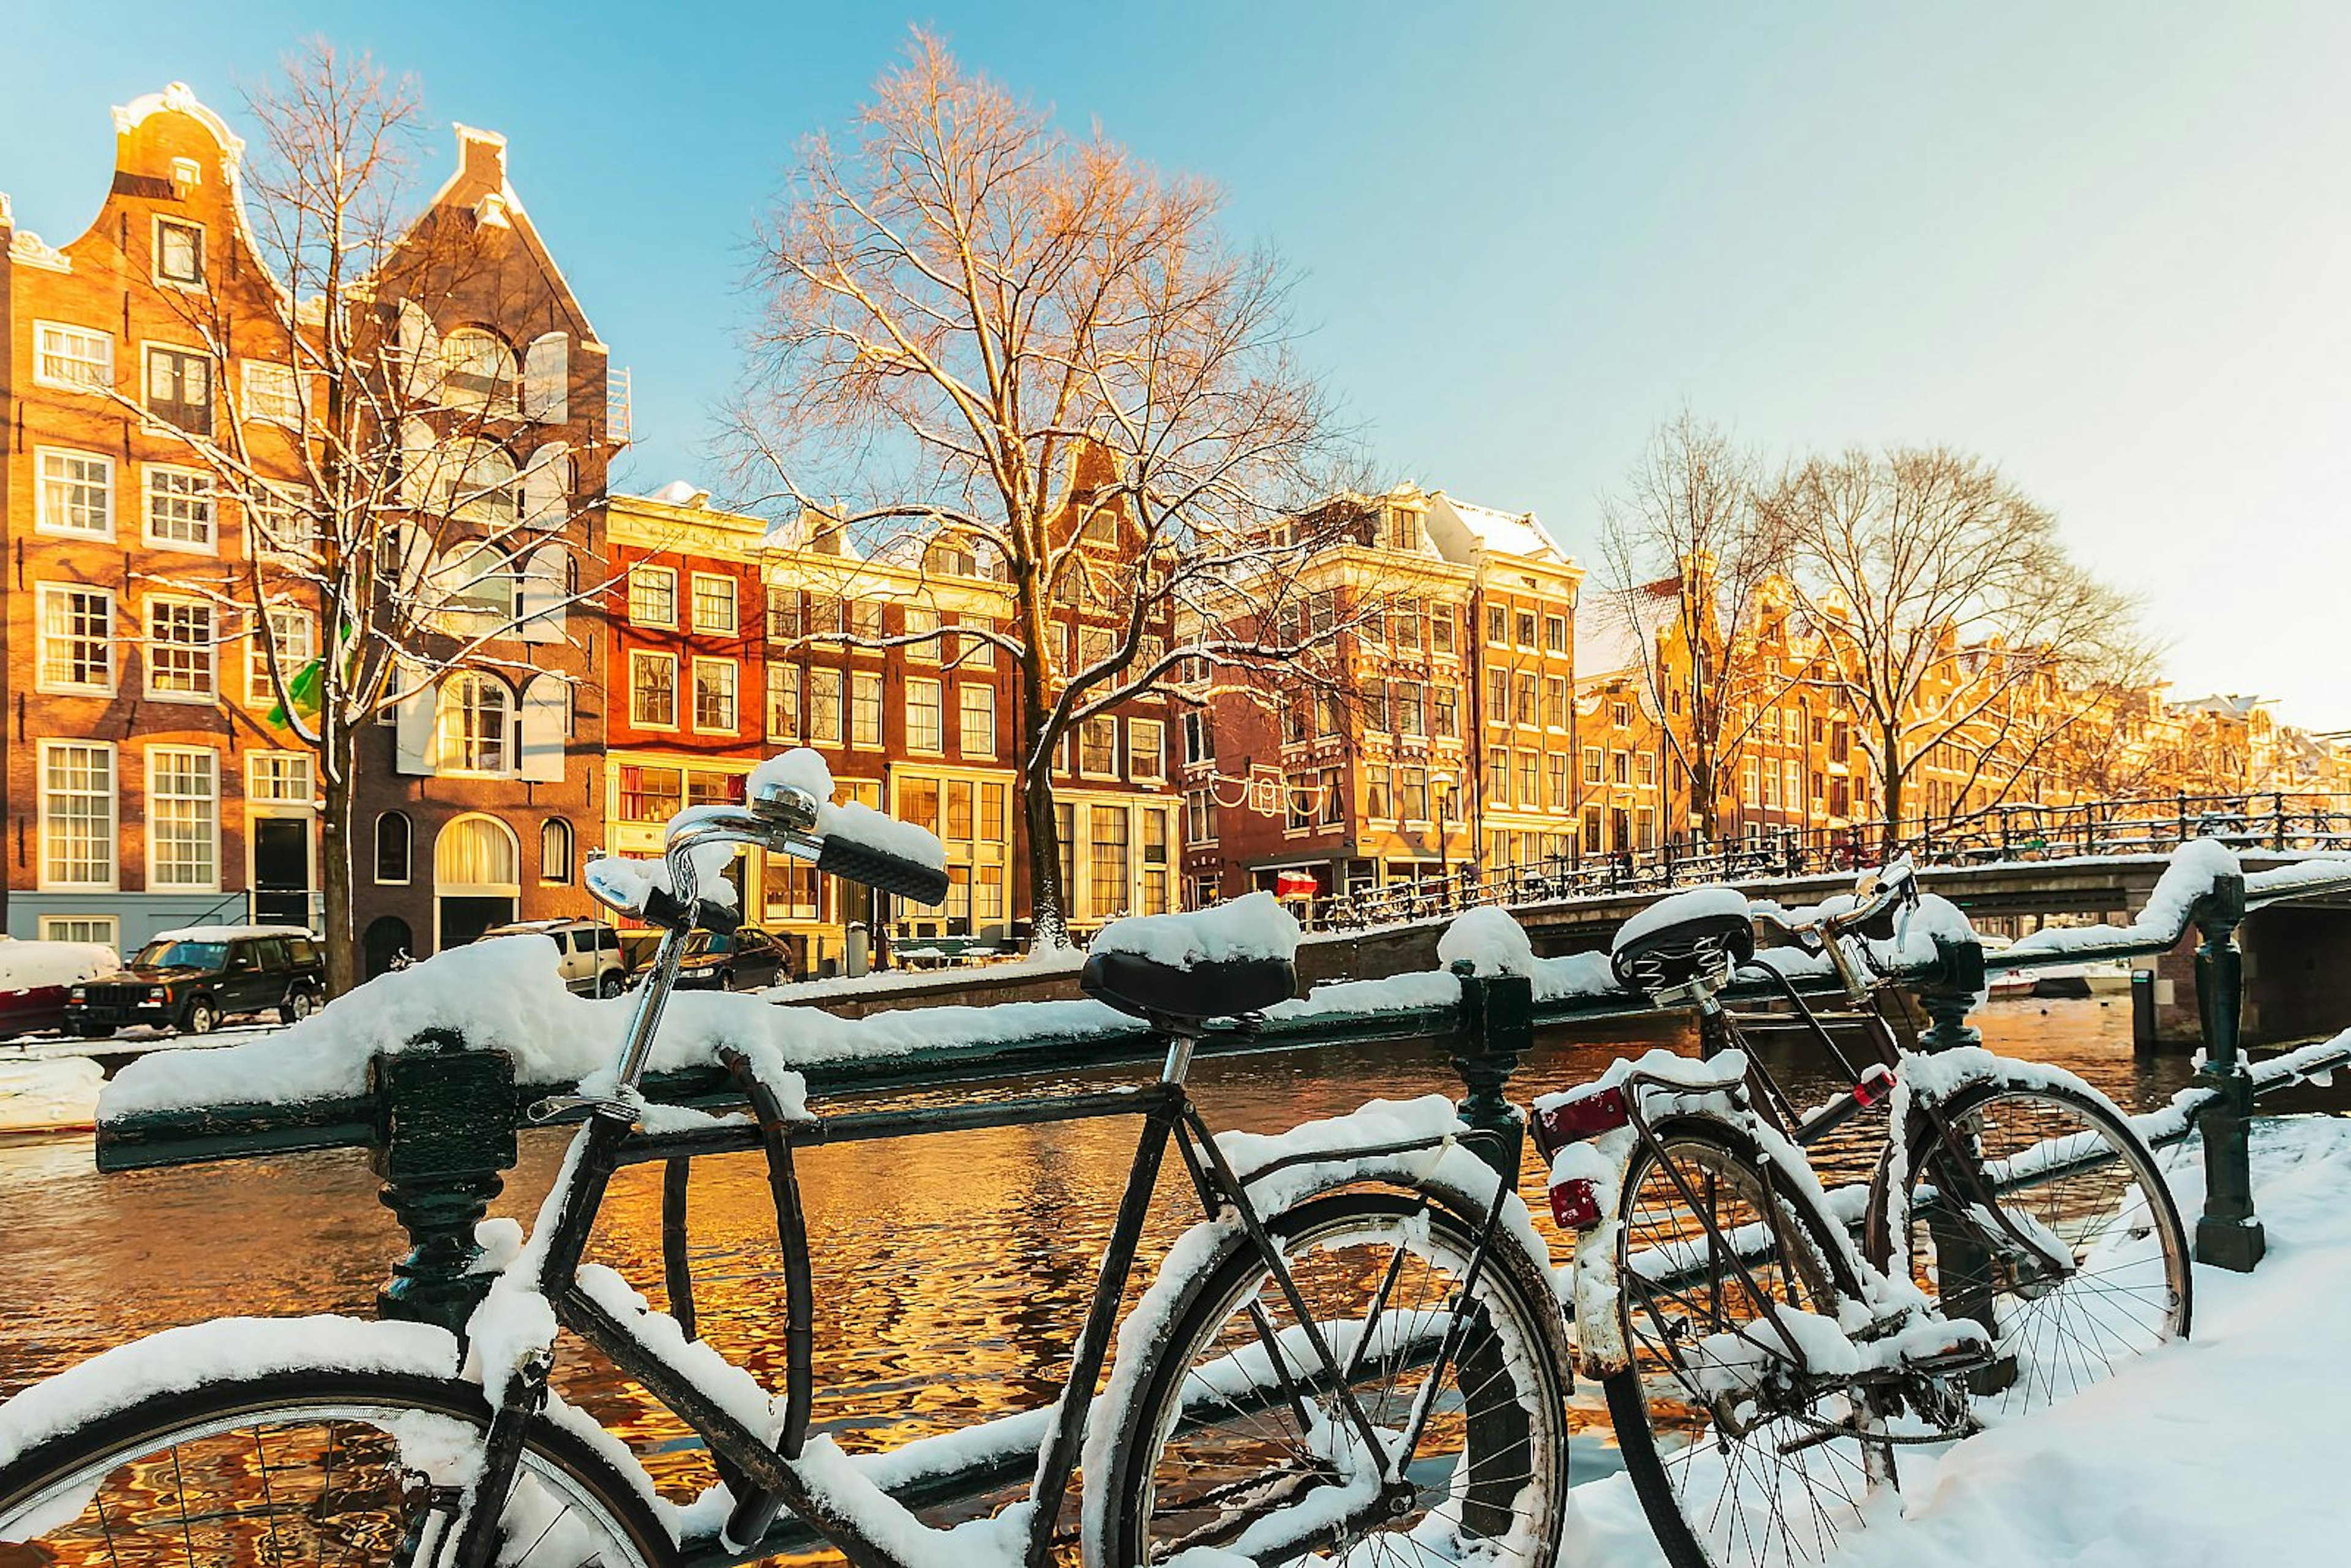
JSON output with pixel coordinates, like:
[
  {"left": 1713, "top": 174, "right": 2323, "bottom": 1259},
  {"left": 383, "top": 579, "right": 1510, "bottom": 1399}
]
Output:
[{"left": 0, "top": 996, "right": 2185, "bottom": 1547}]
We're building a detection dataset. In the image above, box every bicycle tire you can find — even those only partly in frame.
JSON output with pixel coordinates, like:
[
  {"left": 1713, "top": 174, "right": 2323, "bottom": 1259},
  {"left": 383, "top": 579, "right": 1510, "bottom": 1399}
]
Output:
[
  {"left": 1602, "top": 1114, "right": 1879, "bottom": 1568},
  {"left": 0, "top": 1368, "right": 673, "bottom": 1568},
  {"left": 1870, "top": 1075, "right": 2192, "bottom": 1416},
  {"left": 1093, "top": 1188, "right": 1573, "bottom": 1567}
]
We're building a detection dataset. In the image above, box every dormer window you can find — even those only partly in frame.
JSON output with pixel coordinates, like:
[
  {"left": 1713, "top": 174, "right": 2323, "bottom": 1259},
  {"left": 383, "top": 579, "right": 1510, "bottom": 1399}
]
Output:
[{"left": 154, "top": 218, "right": 204, "bottom": 285}]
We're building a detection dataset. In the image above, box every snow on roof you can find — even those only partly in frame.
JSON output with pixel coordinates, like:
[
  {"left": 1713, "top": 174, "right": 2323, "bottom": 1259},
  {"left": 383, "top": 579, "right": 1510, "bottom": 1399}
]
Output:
[
  {"left": 1424, "top": 492, "right": 1568, "bottom": 566},
  {"left": 148, "top": 925, "right": 311, "bottom": 944},
  {"left": 648, "top": 480, "right": 711, "bottom": 508}
]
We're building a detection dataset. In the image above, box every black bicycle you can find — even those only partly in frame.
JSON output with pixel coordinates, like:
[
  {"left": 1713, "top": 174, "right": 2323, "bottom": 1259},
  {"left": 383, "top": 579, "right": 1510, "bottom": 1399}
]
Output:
[{"left": 0, "top": 765, "right": 1573, "bottom": 1567}]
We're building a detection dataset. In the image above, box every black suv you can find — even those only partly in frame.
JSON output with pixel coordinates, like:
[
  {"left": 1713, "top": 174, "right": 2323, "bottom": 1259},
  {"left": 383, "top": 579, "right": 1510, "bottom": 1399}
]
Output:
[{"left": 66, "top": 927, "right": 326, "bottom": 1038}]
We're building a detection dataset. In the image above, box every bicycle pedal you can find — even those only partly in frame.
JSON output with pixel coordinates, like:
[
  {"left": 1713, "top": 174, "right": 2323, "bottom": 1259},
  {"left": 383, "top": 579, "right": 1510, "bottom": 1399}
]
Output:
[{"left": 1904, "top": 1343, "right": 1996, "bottom": 1378}]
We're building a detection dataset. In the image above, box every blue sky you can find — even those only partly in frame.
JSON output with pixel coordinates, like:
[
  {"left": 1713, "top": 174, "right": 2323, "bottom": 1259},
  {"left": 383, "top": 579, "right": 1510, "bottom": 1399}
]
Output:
[{"left": 7, "top": 3, "right": 2347, "bottom": 725}]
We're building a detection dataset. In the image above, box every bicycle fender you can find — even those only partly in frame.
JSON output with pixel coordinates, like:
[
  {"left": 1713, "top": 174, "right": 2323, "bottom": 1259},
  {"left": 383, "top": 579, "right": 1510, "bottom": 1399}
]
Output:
[{"left": 1559, "top": 1125, "right": 1643, "bottom": 1380}]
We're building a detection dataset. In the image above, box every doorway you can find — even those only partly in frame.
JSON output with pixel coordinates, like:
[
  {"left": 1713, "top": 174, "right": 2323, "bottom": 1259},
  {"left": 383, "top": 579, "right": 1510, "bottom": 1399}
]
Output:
[
  {"left": 253, "top": 817, "right": 312, "bottom": 928},
  {"left": 363, "top": 916, "right": 413, "bottom": 979}
]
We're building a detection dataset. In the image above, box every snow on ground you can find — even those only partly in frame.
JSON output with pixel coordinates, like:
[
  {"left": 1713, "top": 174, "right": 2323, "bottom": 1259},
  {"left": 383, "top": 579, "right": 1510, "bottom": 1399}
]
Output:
[{"left": 1567, "top": 1114, "right": 2351, "bottom": 1568}]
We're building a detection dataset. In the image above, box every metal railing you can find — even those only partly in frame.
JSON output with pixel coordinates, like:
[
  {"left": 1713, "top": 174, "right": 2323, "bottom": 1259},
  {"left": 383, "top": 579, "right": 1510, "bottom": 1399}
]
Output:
[{"left": 1301, "top": 790, "right": 2351, "bottom": 931}]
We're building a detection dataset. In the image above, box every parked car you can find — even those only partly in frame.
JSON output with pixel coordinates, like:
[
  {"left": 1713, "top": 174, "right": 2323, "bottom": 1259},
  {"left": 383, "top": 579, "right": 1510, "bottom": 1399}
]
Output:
[
  {"left": 633, "top": 926, "right": 793, "bottom": 992},
  {"left": 0, "top": 939, "right": 122, "bottom": 1038},
  {"left": 482, "top": 918, "right": 629, "bottom": 997},
  {"left": 65, "top": 926, "right": 324, "bottom": 1038}
]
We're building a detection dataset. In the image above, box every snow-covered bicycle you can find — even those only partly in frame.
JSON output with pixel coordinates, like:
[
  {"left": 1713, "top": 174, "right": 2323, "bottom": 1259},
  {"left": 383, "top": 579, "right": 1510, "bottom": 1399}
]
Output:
[
  {"left": 1535, "top": 862, "right": 2192, "bottom": 1568},
  {"left": 0, "top": 751, "right": 1573, "bottom": 1568}
]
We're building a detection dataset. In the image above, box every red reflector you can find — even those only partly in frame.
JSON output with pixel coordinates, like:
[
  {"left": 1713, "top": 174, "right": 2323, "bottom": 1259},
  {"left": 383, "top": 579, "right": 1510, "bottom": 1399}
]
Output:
[
  {"left": 1533, "top": 1086, "right": 1630, "bottom": 1158},
  {"left": 1549, "top": 1177, "right": 1603, "bottom": 1229},
  {"left": 1854, "top": 1065, "right": 1896, "bottom": 1109}
]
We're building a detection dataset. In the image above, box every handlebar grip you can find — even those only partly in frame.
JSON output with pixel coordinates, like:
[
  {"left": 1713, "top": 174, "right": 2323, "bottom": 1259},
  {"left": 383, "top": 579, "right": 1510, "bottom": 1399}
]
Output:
[{"left": 817, "top": 835, "right": 951, "bottom": 906}]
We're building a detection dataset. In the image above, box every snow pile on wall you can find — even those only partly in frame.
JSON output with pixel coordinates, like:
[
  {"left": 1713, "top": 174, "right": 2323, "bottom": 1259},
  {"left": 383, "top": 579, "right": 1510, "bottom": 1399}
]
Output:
[{"left": 2008, "top": 838, "right": 2240, "bottom": 958}]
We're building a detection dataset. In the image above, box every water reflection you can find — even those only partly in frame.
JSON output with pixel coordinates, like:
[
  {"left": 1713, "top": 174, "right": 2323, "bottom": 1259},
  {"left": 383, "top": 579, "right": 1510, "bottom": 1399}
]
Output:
[{"left": 0, "top": 997, "right": 2183, "bottom": 1553}]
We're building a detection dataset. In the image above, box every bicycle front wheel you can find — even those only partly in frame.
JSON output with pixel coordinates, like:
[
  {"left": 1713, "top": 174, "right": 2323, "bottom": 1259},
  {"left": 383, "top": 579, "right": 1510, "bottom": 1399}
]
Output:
[
  {"left": 1095, "top": 1188, "right": 1573, "bottom": 1567},
  {"left": 0, "top": 1369, "right": 670, "bottom": 1568},
  {"left": 1604, "top": 1117, "right": 1878, "bottom": 1568},
  {"left": 1876, "top": 1076, "right": 2192, "bottom": 1416}
]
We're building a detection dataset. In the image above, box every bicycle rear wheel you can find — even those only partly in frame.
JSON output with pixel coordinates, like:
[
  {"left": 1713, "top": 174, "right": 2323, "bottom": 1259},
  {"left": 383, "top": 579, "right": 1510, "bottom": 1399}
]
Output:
[
  {"left": 0, "top": 1370, "right": 669, "bottom": 1568},
  {"left": 1876, "top": 1077, "right": 2192, "bottom": 1415},
  {"left": 1095, "top": 1188, "right": 1573, "bottom": 1566},
  {"left": 1603, "top": 1117, "right": 1879, "bottom": 1568}
]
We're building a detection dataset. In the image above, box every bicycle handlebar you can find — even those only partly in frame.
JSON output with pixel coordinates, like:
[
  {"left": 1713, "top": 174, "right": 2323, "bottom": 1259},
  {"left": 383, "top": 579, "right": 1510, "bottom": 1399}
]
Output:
[{"left": 659, "top": 787, "right": 951, "bottom": 913}]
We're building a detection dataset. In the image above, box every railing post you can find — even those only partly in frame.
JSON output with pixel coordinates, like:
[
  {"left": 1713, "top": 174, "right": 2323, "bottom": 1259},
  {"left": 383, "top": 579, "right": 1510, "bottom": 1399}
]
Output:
[
  {"left": 1449, "top": 960, "right": 1531, "bottom": 1181},
  {"left": 2190, "top": 871, "right": 2265, "bottom": 1270},
  {"left": 1915, "top": 932, "right": 1986, "bottom": 1052},
  {"left": 370, "top": 1030, "right": 521, "bottom": 1337},
  {"left": 2273, "top": 792, "right": 2287, "bottom": 852}
]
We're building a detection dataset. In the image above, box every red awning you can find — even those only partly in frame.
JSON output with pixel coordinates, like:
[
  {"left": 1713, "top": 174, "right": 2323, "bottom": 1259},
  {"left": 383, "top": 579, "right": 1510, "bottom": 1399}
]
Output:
[{"left": 1274, "top": 869, "right": 1320, "bottom": 898}]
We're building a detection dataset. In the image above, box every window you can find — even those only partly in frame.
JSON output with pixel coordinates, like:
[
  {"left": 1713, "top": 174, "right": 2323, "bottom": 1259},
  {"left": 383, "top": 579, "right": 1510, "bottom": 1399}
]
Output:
[
  {"left": 766, "top": 586, "right": 803, "bottom": 642},
  {"left": 1140, "top": 811, "right": 1172, "bottom": 916},
  {"left": 1487, "top": 746, "right": 1510, "bottom": 807},
  {"left": 247, "top": 486, "right": 317, "bottom": 558},
  {"left": 1583, "top": 807, "right": 1603, "bottom": 852},
  {"left": 154, "top": 218, "right": 204, "bottom": 284},
  {"left": 1543, "top": 677, "right": 1567, "bottom": 729},
  {"left": 1186, "top": 789, "right": 1217, "bottom": 845},
  {"left": 440, "top": 329, "right": 519, "bottom": 415},
  {"left": 767, "top": 665, "right": 802, "bottom": 741},
  {"left": 1320, "top": 766, "right": 1346, "bottom": 826},
  {"left": 39, "top": 742, "right": 115, "bottom": 890},
  {"left": 430, "top": 543, "right": 512, "bottom": 629},
  {"left": 541, "top": 819, "right": 575, "bottom": 884},
  {"left": 1082, "top": 510, "right": 1119, "bottom": 547},
  {"left": 1433, "top": 688, "right": 1459, "bottom": 740},
  {"left": 1514, "top": 673, "right": 1537, "bottom": 729},
  {"left": 691, "top": 573, "right": 737, "bottom": 634},
  {"left": 1545, "top": 615, "right": 1568, "bottom": 654},
  {"left": 1364, "top": 679, "right": 1390, "bottom": 733},
  {"left": 36, "top": 449, "right": 113, "bottom": 538},
  {"left": 438, "top": 673, "right": 513, "bottom": 773},
  {"left": 1518, "top": 751, "right": 1540, "bottom": 809},
  {"left": 1284, "top": 773, "right": 1317, "bottom": 833},
  {"left": 903, "top": 606, "right": 939, "bottom": 659},
  {"left": 147, "top": 747, "right": 219, "bottom": 889},
  {"left": 1516, "top": 610, "right": 1537, "bottom": 647},
  {"left": 618, "top": 766, "right": 684, "bottom": 823},
  {"left": 850, "top": 601, "right": 885, "bottom": 640},
  {"left": 37, "top": 586, "right": 114, "bottom": 695},
  {"left": 1089, "top": 806, "right": 1130, "bottom": 920},
  {"left": 34, "top": 323, "right": 111, "bottom": 391},
  {"left": 1367, "top": 764, "right": 1392, "bottom": 820},
  {"left": 1583, "top": 746, "right": 1603, "bottom": 784},
  {"left": 1181, "top": 709, "right": 1211, "bottom": 765},
  {"left": 1548, "top": 754, "right": 1570, "bottom": 811},
  {"left": 692, "top": 659, "right": 738, "bottom": 732},
  {"left": 247, "top": 607, "right": 315, "bottom": 707},
  {"left": 40, "top": 915, "right": 118, "bottom": 947},
  {"left": 1613, "top": 702, "right": 1630, "bottom": 728},
  {"left": 144, "top": 346, "right": 211, "bottom": 434},
  {"left": 1130, "top": 719, "right": 1165, "bottom": 782},
  {"left": 959, "top": 683, "right": 996, "bottom": 757},
  {"left": 958, "top": 617, "right": 996, "bottom": 668},
  {"left": 1077, "top": 623, "right": 1116, "bottom": 670},
  {"left": 809, "top": 669, "right": 844, "bottom": 744},
  {"left": 1395, "top": 682, "right": 1425, "bottom": 737},
  {"left": 1431, "top": 604, "right": 1456, "bottom": 655},
  {"left": 1785, "top": 759, "right": 1802, "bottom": 808},
  {"left": 145, "top": 466, "right": 215, "bottom": 549},
  {"left": 1391, "top": 604, "right": 1423, "bottom": 650},
  {"left": 850, "top": 672, "right": 883, "bottom": 746},
  {"left": 241, "top": 361, "right": 302, "bottom": 423},
  {"left": 1398, "top": 767, "right": 1429, "bottom": 823},
  {"left": 1486, "top": 604, "right": 1508, "bottom": 645},
  {"left": 1611, "top": 750, "right": 1630, "bottom": 785},
  {"left": 1486, "top": 669, "right": 1509, "bottom": 727},
  {"left": 629, "top": 565, "right": 677, "bottom": 628},
  {"left": 146, "top": 599, "right": 216, "bottom": 700},
  {"left": 248, "top": 752, "right": 314, "bottom": 804},
  {"left": 1080, "top": 715, "right": 1120, "bottom": 776},
  {"left": 906, "top": 678, "right": 945, "bottom": 752},
  {"left": 1639, "top": 752, "right": 1657, "bottom": 787},
  {"left": 629, "top": 651, "right": 677, "bottom": 727}
]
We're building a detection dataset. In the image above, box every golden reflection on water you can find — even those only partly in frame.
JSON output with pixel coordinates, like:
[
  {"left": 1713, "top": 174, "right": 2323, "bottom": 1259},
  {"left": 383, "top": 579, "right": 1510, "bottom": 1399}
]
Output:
[{"left": 0, "top": 999, "right": 2189, "bottom": 1558}]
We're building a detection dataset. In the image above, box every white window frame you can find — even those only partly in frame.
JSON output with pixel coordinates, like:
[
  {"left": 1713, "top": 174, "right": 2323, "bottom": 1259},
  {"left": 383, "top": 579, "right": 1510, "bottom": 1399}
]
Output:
[
  {"left": 247, "top": 606, "right": 317, "bottom": 707},
  {"left": 628, "top": 564, "right": 678, "bottom": 629},
  {"left": 239, "top": 358, "right": 303, "bottom": 424},
  {"left": 39, "top": 914, "right": 119, "bottom": 948},
  {"left": 146, "top": 745, "right": 222, "bottom": 892},
  {"left": 1128, "top": 718, "right": 1166, "bottom": 782},
  {"left": 905, "top": 677, "right": 945, "bottom": 755},
  {"left": 690, "top": 572, "right": 738, "bottom": 636},
  {"left": 808, "top": 668, "right": 844, "bottom": 745},
  {"left": 903, "top": 606, "right": 939, "bottom": 661},
  {"left": 766, "top": 664, "right": 803, "bottom": 743},
  {"left": 691, "top": 656, "right": 740, "bottom": 734},
  {"left": 152, "top": 215, "right": 206, "bottom": 287},
  {"left": 35, "top": 583, "right": 117, "bottom": 697},
  {"left": 958, "top": 682, "right": 997, "bottom": 758},
  {"left": 247, "top": 751, "right": 317, "bottom": 805},
  {"left": 37, "top": 740, "right": 117, "bottom": 893},
  {"left": 144, "top": 596, "right": 217, "bottom": 703},
  {"left": 143, "top": 463, "right": 217, "bottom": 553},
  {"left": 850, "top": 672, "right": 885, "bottom": 749},
  {"left": 32, "top": 321, "right": 113, "bottom": 392},
  {"left": 629, "top": 650, "right": 680, "bottom": 730},
  {"left": 141, "top": 341, "right": 213, "bottom": 435},
  {"left": 34, "top": 447, "right": 115, "bottom": 539},
  {"left": 1078, "top": 715, "right": 1121, "bottom": 780}
]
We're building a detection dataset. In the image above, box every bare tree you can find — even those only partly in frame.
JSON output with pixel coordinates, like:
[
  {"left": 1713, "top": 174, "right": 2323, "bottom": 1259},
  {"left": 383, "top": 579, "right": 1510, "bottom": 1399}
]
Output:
[
  {"left": 1594, "top": 412, "right": 1793, "bottom": 842},
  {"left": 733, "top": 32, "right": 1339, "bottom": 944},
  {"left": 1763, "top": 446, "right": 2147, "bottom": 853},
  {"left": 99, "top": 42, "right": 609, "bottom": 993}
]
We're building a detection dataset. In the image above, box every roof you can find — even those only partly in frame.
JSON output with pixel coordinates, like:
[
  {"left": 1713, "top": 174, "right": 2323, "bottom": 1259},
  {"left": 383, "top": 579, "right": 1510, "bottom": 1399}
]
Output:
[
  {"left": 1423, "top": 492, "right": 1570, "bottom": 567},
  {"left": 1575, "top": 579, "right": 1680, "bottom": 679}
]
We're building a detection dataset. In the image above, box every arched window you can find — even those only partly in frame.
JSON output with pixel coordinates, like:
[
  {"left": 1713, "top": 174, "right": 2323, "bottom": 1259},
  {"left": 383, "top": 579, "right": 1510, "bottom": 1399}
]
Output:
[
  {"left": 431, "top": 439, "right": 516, "bottom": 525},
  {"left": 431, "top": 541, "right": 514, "bottom": 628},
  {"left": 375, "top": 811, "right": 412, "bottom": 884},
  {"left": 541, "top": 817, "right": 575, "bottom": 884},
  {"left": 435, "top": 814, "right": 520, "bottom": 893},
  {"left": 435, "top": 671, "right": 513, "bottom": 775},
  {"left": 440, "top": 328, "right": 519, "bottom": 415}
]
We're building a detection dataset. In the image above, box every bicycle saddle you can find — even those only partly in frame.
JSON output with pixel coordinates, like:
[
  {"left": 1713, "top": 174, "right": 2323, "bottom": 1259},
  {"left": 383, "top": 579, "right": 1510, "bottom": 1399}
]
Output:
[
  {"left": 1080, "top": 949, "right": 1297, "bottom": 1026},
  {"left": 1609, "top": 888, "right": 1756, "bottom": 996}
]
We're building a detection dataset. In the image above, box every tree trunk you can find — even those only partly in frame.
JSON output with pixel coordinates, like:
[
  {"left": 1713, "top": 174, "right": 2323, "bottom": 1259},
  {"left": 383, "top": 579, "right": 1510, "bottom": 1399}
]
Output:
[
  {"left": 1878, "top": 727, "right": 1905, "bottom": 860},
  {"left": 319, "top": 728, "right": 359, "bottom": 998},
  {"left": 1022, "top": 737, "right": 1068, "bottom": 950},
  {"left": 1690, "top": 755, "right": 1719, "bottom": 842}
]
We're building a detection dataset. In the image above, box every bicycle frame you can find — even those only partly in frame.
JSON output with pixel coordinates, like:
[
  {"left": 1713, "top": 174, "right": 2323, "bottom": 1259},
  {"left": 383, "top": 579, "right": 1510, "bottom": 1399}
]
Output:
[{"left": 444, "top": 910, "right": 1501, "bottom": 1568}]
